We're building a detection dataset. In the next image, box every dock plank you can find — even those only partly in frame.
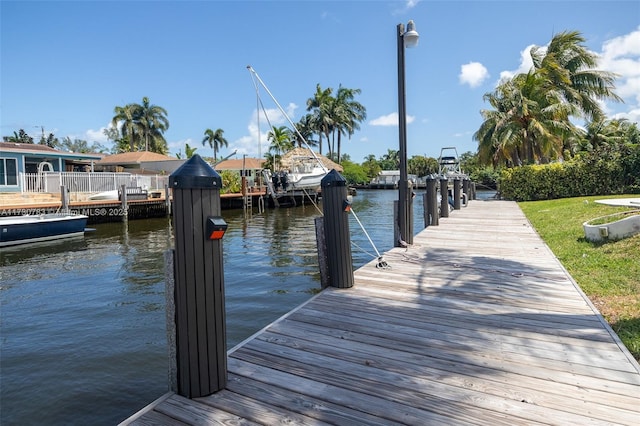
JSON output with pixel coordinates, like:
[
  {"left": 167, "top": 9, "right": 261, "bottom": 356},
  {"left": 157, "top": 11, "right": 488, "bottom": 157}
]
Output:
[{"left": 120, "top": 200, "right": 640, "bottom": 425}]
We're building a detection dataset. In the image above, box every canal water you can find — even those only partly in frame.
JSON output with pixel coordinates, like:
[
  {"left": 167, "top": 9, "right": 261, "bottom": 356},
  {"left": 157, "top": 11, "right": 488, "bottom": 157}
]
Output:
[{"left": 0, "top": 189, "right": 488, "bottom": 425}]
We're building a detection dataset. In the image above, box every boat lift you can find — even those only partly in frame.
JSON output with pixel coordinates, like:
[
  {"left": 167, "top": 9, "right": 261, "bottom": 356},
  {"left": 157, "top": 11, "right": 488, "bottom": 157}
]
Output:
[{"left": 437, "top": 147, "right": 469, "bottom": 209}]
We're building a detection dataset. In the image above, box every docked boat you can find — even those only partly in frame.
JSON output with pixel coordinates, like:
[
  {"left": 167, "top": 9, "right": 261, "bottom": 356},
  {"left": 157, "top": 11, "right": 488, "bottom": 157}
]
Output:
[
  {"left": 247, "top": 66, "right": 330, "bottom": 199},
  {"left": 88, "top": 190, "right": 119, "bottom": 201},
  {"left": 0, "top": 213, "right": 89, "bottom": 247},
  {"left": 438, "top": 146, "right": 465, "bottom": 178},
  {"left": 285, "top": 156, "right": 328, "bottom": 190}
]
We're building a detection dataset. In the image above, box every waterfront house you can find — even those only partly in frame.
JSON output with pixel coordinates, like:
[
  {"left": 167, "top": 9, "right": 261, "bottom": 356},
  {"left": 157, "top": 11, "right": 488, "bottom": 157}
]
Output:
[
  {"left": 214, "top": 157, "right": 266, "bottom": 189},
  {"left": 0, "top": 142, "right": 103, "bottom": 193},
  {"left": 95, "top": 151, "right": 184, "bottom": 175}
]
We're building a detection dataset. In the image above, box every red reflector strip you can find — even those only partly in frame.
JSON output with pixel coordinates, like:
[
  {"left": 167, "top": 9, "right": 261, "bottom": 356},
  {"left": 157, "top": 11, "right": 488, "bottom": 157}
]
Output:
[{"left": 209, "top": 230, "right": 225, "bottom": 240}]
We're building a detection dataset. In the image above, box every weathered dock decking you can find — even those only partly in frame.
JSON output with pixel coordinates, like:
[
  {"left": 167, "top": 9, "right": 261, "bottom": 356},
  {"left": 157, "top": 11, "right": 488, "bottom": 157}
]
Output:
[{"left": 122, "top": 200, "right": 640, "bottom": 425}]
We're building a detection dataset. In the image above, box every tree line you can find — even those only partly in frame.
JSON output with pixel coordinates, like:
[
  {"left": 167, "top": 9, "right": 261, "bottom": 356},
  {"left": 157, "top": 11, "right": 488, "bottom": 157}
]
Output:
[{"left": 474, "top": 30, "right": 638, "bottom": 166}]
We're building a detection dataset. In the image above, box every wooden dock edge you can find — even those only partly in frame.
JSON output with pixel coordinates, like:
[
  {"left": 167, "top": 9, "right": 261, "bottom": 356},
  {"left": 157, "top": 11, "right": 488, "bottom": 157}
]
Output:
[
  {"left": 228, "top": 287, "right": 331, "bottom": 355},
  {"left": 119, "top": 391, "right": 173, "bottom": 425},
  {"left": 552, "top": 251, "right": 640, "bottom": 372}
]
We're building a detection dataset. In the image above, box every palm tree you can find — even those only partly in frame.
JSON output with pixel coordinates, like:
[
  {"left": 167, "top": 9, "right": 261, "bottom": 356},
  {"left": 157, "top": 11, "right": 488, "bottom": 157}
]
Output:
[
  {"left": 202, "top": 128, "right": 228, "bottom": 161},
  {"left": 139, "top": 96, "right": 169, "bottom": 153},
  {"left": 362, "top": 154, "right": 382, "bottom": 181},
  {"left": 332, "top": 85, "right": 366, "bottom": 164},
  {"left": 4, "top": 129, "right": 33, "bottom": 144},
  {"left": 267, "top": 125, "right": 293, "bottom": 170},
  {"left": 291, "top": 114, "right": 318, "bottom": 148},
  {"left": 380, "top": 149, "right": 400, "bottom": 170},
  {"left": 475, "top": 30, "right": 622, "bottom": 167},
  {"left": 112, "top": 104, "right": 143, "bottom": 152},
  {"left": 476, "top": 71, "right": 576, "bottom": 166},
  {"left": 306, "top": 84, "right": 333, "bottom": 155},
  {"left": 531, "top": 30, "right": 621, "bottom": 122},
  {"left": 578, "top": 118, "right": 633, "bottom": 155},
  {"left": 185, "top": 143, "right": 198, "bottom": 158}
]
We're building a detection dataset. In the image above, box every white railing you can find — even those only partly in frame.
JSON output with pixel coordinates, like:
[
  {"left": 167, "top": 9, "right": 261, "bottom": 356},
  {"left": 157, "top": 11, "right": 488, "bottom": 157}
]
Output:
[{"left": 20, "top": 172, "right": 169, "bottom": 194}]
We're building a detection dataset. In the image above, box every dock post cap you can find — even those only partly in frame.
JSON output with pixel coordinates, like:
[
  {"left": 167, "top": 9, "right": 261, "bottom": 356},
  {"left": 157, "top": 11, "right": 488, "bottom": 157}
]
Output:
[
  {"left": 321, "top": 169, "right": 347, "bottom": 187},
  {"left": 170, "top": 154, "right": 222, "bottom": 189}
]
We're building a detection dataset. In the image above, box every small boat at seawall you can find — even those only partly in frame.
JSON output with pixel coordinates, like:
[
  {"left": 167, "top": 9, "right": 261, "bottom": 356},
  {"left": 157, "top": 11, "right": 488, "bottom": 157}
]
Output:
[
  {"left": 89, "top": 190, "right": 119, "bottom": 201},
  {"left": 0, "top": 213, "right": 89, "bottom": 247},
  {"left": 286, "top": 156, "right": 328, "bottom": 190}
]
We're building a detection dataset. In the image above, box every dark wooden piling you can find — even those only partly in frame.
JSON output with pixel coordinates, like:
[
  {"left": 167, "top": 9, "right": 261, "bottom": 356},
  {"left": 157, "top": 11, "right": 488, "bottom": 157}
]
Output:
[
  {"left": 463, "top": 178, "right": 470, "bottom": 205},
  {"left": 453, "top": 178, "right": 462, "bottom": 210},
  {"left": 440, "top": 177, "right": 449, "bottom": 218},
  {"left": 165, "top": 184, "right": 171, "bottom": 216},
  {"left": 120, "top": 184, "right": 128, "bottom": 221},
  {"left": 60, "top": 185, "right": 68, "bottom": 212},
  {"left": 314, "top": 217, "right": 330, "bottom": 289},
  {"left": 424, "top": 176, "right": 438, "bottom": 227},
  {"left": 320, "top": 170, "right": 353, "bottom": 289},
  {"left": 169, "top": 154, "right": 227, "bottom": 398}
]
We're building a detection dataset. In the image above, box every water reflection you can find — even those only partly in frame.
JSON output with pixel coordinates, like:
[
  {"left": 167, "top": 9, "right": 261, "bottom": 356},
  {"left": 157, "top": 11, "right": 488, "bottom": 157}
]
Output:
[{"left": 1, "top": 189, "right": 425, "bottom": 425}]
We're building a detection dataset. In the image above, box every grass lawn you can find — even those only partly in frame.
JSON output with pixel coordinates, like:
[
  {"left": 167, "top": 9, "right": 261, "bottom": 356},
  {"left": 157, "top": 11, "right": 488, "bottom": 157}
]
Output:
[{"left": 519, "top": 195, "right": 640, "bottom": 361}]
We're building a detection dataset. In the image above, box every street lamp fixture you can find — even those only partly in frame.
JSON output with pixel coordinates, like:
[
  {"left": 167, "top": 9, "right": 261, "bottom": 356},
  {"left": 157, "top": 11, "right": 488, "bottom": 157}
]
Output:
[{"left": 396, "top": 20, "right": 419, "bottom": 247}]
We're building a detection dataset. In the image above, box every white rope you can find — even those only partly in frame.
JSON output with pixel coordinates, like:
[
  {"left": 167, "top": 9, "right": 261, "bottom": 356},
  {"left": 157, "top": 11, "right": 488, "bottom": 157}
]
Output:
[{"left": 349, "top": 207, "right": 390, "bottom": 269}]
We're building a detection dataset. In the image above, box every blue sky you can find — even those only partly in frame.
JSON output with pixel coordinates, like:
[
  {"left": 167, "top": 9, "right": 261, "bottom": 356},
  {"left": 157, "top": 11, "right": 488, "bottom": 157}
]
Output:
[{"left": 2, "top": 0, "right": 639, "bottom": 162}]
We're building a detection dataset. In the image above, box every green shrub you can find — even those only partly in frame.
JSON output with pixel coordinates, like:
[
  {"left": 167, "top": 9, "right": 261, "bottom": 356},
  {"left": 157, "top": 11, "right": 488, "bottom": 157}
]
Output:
[
  {"left": 499, "top": 145, "right": 640, "bottom": 201},
  {"left": 220, "top": 170, "right": 241, "bottom": 194}
]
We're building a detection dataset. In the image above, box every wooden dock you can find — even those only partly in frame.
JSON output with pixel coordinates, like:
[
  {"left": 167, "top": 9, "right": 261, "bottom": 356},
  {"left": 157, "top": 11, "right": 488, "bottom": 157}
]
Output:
[
  {"left": 122, "top": 200, "right": 640, "bottom": 425},
  {"left": 0, "top": 191, "right": 269, "bottom": 222}
]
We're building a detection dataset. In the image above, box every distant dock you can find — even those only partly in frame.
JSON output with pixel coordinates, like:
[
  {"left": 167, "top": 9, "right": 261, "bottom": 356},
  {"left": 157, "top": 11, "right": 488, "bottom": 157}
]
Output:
[
  {"left": 0, "top": 191, "right": 269, "bottom": 223},
  {"left": 121, "top": 199, "right": 640, "bottom": 425}
]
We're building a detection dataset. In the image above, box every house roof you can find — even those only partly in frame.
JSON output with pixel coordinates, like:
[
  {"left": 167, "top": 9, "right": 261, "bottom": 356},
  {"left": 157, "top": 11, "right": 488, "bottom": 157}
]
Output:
[
  {"left": 0, "top": 142, "right": 103, "bottom": 160},
  {"left": 96, "top": 151, "right": 177, "bottom": 165},
  {"left": 280, "top": 147, "right": 343, "bottom": 172},
  {"left": 214, "top": 158, "right": 265, "bottom": 171}
]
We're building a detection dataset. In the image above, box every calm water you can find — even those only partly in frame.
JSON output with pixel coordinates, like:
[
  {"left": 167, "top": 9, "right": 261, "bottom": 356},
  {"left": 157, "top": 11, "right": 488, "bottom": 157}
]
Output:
[{"left": 0, "top": 189, "right": 474, "bottom": 425}]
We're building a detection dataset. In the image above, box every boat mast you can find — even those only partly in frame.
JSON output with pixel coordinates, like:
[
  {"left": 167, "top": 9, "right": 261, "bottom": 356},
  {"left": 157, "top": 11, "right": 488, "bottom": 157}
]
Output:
[{"left": 247, "top": 65, "right": 328, "bottom": 172}]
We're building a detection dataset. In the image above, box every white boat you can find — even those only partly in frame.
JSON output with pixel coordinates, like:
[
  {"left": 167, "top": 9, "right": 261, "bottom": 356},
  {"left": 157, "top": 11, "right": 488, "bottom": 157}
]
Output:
[
  {"left": 438, "top": 146, "right": 465, "bottom": 178},
  {"left": 286, "top": 156, "right": 328, "bottom": 190},
  {"left": 88, "top": 190, "right": 119, "bottom": 201},
  {"left": 248, "top": 66, "right": 330, "bottom": 195},
  {"left": 0, "top": 213, "right": 89, "bottom": 247}
]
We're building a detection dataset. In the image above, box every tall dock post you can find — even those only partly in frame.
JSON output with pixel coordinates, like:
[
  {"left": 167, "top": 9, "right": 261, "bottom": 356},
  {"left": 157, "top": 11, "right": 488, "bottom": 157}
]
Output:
[
  {"left": 164, "top": 184, "right": 171, "bottom": 216},
  {"left": 169, "top": 155, "right": 227, "bottom": 398},
  {"left": 453, "top": 178, "right": 462, "bottom": 210},
  {"left": 440, "top": 177, "right": 449, "bottom": 218},
  {"left": 463, "top": 178, "right": 470, "bottom": 206},
  {"left": 424, "top": 176, "right": 438, "bottom": 227},
  {"left": 60, "top": 185, "right": 68, "bottom": 213},
  {"left": 120, "top": 184, "right": 128, "bottom": 221},
  {"left": 320, "top": 170, "right": 353, "bottom": 288}
]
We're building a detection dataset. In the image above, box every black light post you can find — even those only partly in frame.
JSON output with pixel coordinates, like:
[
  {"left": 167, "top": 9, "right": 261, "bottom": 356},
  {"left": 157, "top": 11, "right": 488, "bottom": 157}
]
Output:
[{"left": 396, "top": 20, "right": 419, "bottom": 247}]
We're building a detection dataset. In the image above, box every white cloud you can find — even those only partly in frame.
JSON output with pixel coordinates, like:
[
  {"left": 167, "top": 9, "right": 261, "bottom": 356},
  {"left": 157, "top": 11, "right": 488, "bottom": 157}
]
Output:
[
  {"left": 393, "top": 0, "right": 420, "bottom": 15},
  {"left": 370, "top": 112, "right": 415, "bottom": 126},
  {"left": 599, "top": 27, "right": 640, "bottom": 106},
  {"left": 459, "top": 62, "right": 490, "bottom": 88},
  {"left": 84, "top": 126, "right": 109, "bottom": 144},
  {"left": 405, "top": 0, "right": 420, "bottom": 9},
  {"left": 229, "top": 103, "right": 299, "bottom": 157},
  {"left": 498, "top": 44, "right": 536, "bottom": 83},
  {"left": 613, "top": 108, "right": 640, "bottom": 124}
]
